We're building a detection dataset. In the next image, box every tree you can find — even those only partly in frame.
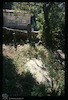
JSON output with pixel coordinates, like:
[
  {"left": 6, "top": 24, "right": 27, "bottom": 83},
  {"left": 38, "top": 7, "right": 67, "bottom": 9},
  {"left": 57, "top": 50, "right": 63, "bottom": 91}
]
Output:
[
  {"left": 43, "top": 2, "right": 54, "bottom": 49},
  {"left": 3, "top": 2, "right": 13, "bottom": 9},
  {"left": 3, "top": 2, "right": 65, "bottom": 51},
  {"left": 42, "top": 2, "right": 65, "bottom": 51},
  {"left": 12, "top": 2, "right": 43, "bottom": 30}
]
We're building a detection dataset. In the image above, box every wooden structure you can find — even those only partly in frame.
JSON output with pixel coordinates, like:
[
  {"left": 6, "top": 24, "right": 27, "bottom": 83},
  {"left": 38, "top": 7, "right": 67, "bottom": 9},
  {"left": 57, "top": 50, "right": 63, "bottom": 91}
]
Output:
[
  {"left": 3, "top": 27, "right": 39, "bottom": 50},
  {"left": 3, "top": 9, "right": 39, "bottom": 50},
  {"left": 3, "top": 9, "right": 31, "bottom": 30}
]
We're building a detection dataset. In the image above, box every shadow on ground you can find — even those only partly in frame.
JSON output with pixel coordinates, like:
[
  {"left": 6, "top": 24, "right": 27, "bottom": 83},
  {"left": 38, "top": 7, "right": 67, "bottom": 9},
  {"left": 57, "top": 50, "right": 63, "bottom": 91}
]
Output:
[
  {"left": 3, "top": 31, "right": 40, "bottom": 46},
  {"left": 3, "top": 56, "right": 50, "bottom": 96}
]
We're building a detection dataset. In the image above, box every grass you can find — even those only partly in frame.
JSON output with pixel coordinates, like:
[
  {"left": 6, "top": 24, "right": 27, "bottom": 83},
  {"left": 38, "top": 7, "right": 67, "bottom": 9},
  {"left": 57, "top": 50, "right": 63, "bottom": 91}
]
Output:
[
  {"left": 3, "top": 41, "right": 65, "bottom": 96},
  {"left": 39, "top": 51, "right": 65, "bottom": 96}
]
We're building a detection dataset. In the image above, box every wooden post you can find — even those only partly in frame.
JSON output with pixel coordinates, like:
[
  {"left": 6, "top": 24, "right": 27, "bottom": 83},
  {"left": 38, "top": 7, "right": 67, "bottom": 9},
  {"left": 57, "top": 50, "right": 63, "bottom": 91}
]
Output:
[
  {"left": 12, "top": 32, "right": 17, "bottom": 50},
  {"left": 27, "top": 24, "right": 31, "bottom": 42}
]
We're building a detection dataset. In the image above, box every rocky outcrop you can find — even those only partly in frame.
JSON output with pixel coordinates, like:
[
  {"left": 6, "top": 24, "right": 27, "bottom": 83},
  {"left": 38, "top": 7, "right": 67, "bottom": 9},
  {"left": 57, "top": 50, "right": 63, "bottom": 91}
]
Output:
[{"left": 55, "top": 49, "right": 65, "bottom": 66}]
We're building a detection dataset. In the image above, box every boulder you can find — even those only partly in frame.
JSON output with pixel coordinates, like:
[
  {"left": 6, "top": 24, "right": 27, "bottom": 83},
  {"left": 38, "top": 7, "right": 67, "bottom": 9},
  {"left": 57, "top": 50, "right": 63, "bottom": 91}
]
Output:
[
  {"left": 56, "top": 50, "right": 65, "bottom": 60},
  {"left": 56, "top": 49, "right": 65, "bottom": 66}
]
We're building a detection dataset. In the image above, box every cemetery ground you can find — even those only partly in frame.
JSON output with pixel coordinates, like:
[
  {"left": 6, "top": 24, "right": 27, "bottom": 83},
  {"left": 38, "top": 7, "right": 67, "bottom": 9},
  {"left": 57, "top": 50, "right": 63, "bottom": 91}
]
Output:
[{"left": 3, "top": 32, "right": 65, "bottom": 96}]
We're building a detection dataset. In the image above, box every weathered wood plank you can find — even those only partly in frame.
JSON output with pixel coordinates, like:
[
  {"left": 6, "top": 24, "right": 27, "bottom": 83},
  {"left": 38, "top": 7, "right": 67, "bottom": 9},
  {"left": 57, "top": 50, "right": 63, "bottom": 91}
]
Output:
[
  {"left": 3, "top": 27, "right": 40, "bottom": 34},
  {"left": 3, "top": 27, "right": 27, "bottom": 33}
]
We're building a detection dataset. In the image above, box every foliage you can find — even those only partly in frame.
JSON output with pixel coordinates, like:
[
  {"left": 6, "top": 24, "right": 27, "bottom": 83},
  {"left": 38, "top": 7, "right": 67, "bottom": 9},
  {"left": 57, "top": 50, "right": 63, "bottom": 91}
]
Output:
[
  {"left": 39, "top": 50, "right": 65, "bottom": 96},
  {"left": 42, "top": 2, "right": 65, "bottom": 51},
  {"left": 3, "top": 2, "right": 65, "bottom": 51},
  {"left": 11, "top": 2, "right": 44, "bottom": 30},
  {"left": 11, "top": 2, "right": 43, "bottom": 15},
  {"left": 3, "top": 2, "right": 13, "bottom": 9},
  {"left": 31, "top": 84, "right": 48, "bottom": 96},
  {"left": 49, "top": 2, "right": 65, "bottom": 51},
  {"left": 36, "top": 10, "right": 45, "bottom": 30},
  {"left": 3, "top": 2, "right": 65, "bottom": 96}
]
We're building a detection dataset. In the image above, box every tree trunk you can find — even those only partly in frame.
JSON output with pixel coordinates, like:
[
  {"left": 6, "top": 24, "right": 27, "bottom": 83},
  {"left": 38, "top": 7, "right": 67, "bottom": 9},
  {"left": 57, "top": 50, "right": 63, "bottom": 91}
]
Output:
[{"left": 43, "top": 2, "right": 54, "bottom": 47}]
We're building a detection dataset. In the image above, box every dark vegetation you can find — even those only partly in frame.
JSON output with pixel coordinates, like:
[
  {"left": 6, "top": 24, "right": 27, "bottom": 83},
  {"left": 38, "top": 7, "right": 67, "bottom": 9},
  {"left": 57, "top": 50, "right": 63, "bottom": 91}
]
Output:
[
  {"left": 3, "top": 2, "right": 65, "bottom": 96},
  {"left": 3, "top": 2, "right": 13, "bottom": 10},
  {"left": 3, "top": 28, "right": 39, "bottom": 46},
  {"left": 42, "top": 2, "right": 65, "bottom": 52}
]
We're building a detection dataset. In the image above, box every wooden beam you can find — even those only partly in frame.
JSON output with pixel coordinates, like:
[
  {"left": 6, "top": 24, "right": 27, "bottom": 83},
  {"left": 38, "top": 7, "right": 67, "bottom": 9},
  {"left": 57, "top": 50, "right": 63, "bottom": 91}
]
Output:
[
  {"left": 12, "top": 32, "right": 17, "bottom": 50},
  {"left": 27, "top": 24, "right": 31, "bottom": 42}
]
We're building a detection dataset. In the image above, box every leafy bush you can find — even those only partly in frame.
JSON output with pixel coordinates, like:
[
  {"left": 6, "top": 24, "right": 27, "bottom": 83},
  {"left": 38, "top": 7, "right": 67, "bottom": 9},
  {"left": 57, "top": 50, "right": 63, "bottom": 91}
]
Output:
[
  {"left": 31, "top": 84, "right": 48, "bottom": 96},
  {"left": 36, "top": 10, "right": 45, "bottom": 31},
  {"left": 42, "top": 2, "right": 65, "bottom": 51}
]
